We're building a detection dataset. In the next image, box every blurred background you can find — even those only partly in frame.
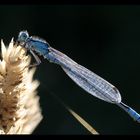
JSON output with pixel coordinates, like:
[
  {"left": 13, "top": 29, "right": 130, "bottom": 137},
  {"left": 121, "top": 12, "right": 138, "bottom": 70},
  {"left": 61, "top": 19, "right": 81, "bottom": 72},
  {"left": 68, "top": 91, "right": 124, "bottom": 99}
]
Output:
[{"left": 0, "top": 5, "right": 140, "bottom": 134}]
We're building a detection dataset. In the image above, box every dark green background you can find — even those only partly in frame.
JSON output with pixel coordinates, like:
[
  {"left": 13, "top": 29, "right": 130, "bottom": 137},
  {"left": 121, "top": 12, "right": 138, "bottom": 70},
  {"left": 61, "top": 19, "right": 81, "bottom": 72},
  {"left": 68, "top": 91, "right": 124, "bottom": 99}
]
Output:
[{"left": 0, "top": 5, "right": 140, "bottom": 134}]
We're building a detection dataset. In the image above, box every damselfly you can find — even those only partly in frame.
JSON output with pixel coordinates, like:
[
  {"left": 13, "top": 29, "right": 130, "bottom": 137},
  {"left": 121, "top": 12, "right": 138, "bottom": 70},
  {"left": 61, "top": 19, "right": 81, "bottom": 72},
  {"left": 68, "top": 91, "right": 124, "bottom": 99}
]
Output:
[{"left": 15, "top": 30, "right": 140, "bottom": 123}]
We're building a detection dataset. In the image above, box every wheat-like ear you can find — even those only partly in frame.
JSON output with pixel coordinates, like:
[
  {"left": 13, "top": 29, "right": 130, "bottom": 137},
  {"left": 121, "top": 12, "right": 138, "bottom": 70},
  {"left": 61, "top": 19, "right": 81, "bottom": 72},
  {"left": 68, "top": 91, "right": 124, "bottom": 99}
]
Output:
[{"left": 0, "top": 39, "right": 43, "bottom": 134}]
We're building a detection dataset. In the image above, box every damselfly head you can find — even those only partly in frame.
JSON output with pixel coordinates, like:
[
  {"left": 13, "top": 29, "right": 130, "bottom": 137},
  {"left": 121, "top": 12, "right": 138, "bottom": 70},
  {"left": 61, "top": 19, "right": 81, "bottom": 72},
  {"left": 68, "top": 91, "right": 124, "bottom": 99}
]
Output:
[{"left": 17, "top": 30, "right": 29, "bottom": 46}]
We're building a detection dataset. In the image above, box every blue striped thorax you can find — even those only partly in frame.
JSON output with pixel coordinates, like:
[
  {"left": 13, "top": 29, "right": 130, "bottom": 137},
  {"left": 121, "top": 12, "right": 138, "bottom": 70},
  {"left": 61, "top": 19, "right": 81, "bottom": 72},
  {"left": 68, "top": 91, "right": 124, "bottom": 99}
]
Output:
[{"left": 17, "top": 30, "right": 49, "bottom": 57}]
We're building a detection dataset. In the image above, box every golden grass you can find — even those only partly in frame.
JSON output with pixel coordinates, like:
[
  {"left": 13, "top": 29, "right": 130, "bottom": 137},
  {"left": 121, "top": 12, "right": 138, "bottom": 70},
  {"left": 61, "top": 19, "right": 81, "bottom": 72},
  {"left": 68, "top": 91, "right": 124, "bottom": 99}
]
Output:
[{"left": 0, "top": 39, "right": 42, "bottom": 134}]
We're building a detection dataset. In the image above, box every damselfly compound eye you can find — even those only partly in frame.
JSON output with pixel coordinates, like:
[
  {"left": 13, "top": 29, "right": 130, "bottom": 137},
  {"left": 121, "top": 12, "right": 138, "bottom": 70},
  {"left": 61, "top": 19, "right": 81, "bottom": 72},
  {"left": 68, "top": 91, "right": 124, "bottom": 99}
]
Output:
[{"left": 17, "top": 30, "right": 29, "bottom": 44}]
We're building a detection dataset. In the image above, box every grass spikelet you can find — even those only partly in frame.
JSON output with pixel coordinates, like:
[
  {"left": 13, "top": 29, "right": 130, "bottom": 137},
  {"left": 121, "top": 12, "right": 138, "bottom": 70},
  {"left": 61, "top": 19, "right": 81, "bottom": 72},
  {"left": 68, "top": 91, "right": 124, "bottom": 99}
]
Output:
[{"left": 0, "top": 39, "right": 42, "bottom": 134}]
